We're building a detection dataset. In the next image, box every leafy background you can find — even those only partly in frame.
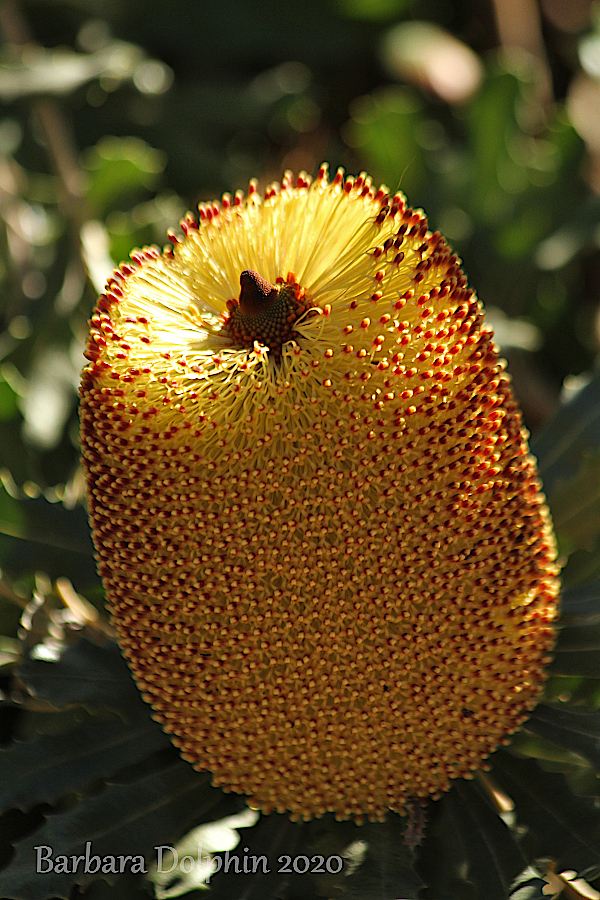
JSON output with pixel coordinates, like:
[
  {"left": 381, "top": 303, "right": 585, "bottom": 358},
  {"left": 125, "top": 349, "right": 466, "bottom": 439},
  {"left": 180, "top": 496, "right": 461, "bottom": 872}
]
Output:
[{"left": 1, "top": 0, "right": 600, "bottom": 898}]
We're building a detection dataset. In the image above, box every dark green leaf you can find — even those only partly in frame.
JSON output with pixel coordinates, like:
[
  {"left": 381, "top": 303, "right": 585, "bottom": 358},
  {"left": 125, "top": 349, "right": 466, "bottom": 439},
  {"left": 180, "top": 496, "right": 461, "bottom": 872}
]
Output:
[
  {"left": 544, "top": 674, "right": 600, "bottom": 709},
  {"left": 559, "top": 580, "right": 600, "bottom": 624},
  {"left": 0, "top": 375, "right": 18, "bottom": 420},
  {"left": 531, "top": 372, "right": 600, "bottom": 497},
  {"left": 491, "top": 752, "right": 600, "bottom": 871},
  {"left": 549, "top": 648, "right": 600, "bottom": 678},
  {"left": 546, "top": 449, "right": 600, "bottom": 558},
  {"left": 466, "top": 68, "right": 521, "bottom": 221},
  {"left": 452, "top": 781, "right": 526, "bottom": 900},
  {"left": 526, "top": 704, "right": 600, "bottom": 773},
  {"left": 0, "top": 491, "right": 93, "bottom": 558},
  {"left": 556, "top": 623, "right": 600, "bottom": 653},
  {"left": 19, "top": 639, "right": 143, "bottom": 719},
  {"left": 0, "top": 716, "right": 170, "bottom": 813},
  {"left": 419, "top": 781, "right": 525, "bottom": 900},
  {"left": 330, "top": 816, "right": 423, "bottom": 900},
  {"left": 0, "top": 493, "right": 96, "bottom": 586},
  {"left": 0, "top": 759, "right": 237, "bottom": 900},
  {"left": 551, "top": 582, "right": 600, "bottom": 677},
  {"left": 509, "top": 729, "right": 591, "bottom": 769}
]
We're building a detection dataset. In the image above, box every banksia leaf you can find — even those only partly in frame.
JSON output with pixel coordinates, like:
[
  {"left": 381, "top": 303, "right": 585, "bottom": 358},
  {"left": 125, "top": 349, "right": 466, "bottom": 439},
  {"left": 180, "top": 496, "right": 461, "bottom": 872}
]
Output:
[{"left": 79, "top": 164, "right": 560, "bottom": 823}]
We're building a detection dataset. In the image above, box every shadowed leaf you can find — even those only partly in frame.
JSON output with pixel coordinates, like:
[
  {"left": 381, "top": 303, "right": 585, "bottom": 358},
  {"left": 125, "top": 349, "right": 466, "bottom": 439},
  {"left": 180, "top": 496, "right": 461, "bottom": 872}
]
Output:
[
  {"left": 419, "top": 780, "right": 525, "bottom": 900},
  {"left": 205, "top": 814, "right": 299, "bottom": 900},
  {"left": 532, "top": 373, "right": 600, "bottom": 497},
  {"left": 550, "top": 649, "right": 600, "bottom": 678},
  {"left": 19, "top": 639, "right": 143, "bottom": 718},
  {"left": 558, "top": 580, "right": 600, "bottom": 631},
  {"left": 317, "top": 816, "right": 423, "bottom": 900},
  {"left": 0, "top": 716, "right": 170, "bottom": 813},
  {"left": 526, "top": 704, "right": 600, "bottom": 773},
  {"left": 491, "top": 753, "right": 600, "bottom": 872},
  {"left": 0, "top": 760, "right": 239, "bottom": 900}
]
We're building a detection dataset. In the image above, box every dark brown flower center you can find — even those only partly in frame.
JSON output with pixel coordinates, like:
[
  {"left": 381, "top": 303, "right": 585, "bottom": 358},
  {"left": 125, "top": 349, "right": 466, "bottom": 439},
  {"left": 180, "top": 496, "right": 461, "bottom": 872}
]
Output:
[{"left": 224, "top": 270, "right": 308, "bottom": 353}]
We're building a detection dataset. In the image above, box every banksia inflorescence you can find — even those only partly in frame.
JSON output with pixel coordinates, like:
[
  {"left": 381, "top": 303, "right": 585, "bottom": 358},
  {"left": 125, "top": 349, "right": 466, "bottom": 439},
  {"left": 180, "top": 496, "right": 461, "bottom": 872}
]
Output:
[{"left": 80, "top": 164, "right": 559, "bottom": 823}]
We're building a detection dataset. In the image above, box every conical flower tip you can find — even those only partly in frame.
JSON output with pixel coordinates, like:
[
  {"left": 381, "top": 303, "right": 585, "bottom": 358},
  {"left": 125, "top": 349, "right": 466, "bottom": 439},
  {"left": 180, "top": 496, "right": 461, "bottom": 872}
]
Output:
[
  {"left": 80, "top": 164, "right": 559, "bottom": 823},
  {"left": 238, "top": 270, "right": 276, "bottom": 313}
]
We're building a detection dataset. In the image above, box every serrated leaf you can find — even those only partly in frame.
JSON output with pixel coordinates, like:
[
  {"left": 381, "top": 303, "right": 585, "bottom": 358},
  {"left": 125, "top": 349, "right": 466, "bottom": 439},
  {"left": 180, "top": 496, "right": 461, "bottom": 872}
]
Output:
[
  {"left": 491, "top": 752, "right": 600, "bottom": 872},
  {"left": 0, "top": 760, "right": 238, "bottom": 900},
  {"left": 419, "top": 780, "right": 525, "bottom": 900},
  {"left": 0, "top": 716, "right": 170, "bottom": 813},
  {"left": 192, "top": 811, "right": 424, "bottom": 900},
  {"left": 18, "top": 638, "right": 143, "bottom": 719},
  {"left": 453, "top": 781, "right": 526, "bottom": 900}
]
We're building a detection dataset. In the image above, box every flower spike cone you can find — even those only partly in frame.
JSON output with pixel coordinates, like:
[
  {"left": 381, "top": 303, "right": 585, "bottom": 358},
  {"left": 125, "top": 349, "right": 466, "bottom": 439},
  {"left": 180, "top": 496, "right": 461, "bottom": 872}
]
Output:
[{"left": 80, "top": 164, "right": 559, "bottom": 823}]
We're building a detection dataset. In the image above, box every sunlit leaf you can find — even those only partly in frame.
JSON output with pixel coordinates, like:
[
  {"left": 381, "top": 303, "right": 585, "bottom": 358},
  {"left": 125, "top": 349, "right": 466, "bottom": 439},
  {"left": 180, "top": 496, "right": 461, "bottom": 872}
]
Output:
[
  {"left": 83, "top": 136, "right": 166, "bottom": 216},
  {"left": 0, "top": 374, "right": 18, "bottom": 421},
  {"left": 465, "top": 67, "right": 521, "bottom": 221},
  {"left": 508, "top": 865, "right": 556, "bottom": 900},
  {"left": 0, "top": 42, "right": 144, "bottom": 101},
  {"left": 344, "top": 86, "right": 426, "bottom": 197},
  {"left": 550, "top": 648, "right": 600, "bottom": 679}
]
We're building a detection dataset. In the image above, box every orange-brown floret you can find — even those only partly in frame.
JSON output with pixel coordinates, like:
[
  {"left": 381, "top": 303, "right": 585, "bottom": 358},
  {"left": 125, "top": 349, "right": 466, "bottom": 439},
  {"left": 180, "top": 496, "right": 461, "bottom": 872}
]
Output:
[
  {"left": 224, "top": 270, "right": 310, "bottom": 354},
  {"left": 79, "top": 164, "right": 559, "bottom": 823}
]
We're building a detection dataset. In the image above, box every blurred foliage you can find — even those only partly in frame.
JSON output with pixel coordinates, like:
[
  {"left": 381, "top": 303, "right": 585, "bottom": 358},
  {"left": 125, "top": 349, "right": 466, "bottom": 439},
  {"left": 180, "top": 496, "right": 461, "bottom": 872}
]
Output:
[{"left": 2, "top": 0, "right": 600, "bottom": 898}]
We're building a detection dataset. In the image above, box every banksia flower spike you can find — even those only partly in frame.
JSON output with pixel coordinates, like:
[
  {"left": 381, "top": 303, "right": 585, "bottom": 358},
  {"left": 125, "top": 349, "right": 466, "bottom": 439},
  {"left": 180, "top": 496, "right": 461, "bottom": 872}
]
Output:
[{"left": 80, "top": 164, "right": 560, "bottom": 824}]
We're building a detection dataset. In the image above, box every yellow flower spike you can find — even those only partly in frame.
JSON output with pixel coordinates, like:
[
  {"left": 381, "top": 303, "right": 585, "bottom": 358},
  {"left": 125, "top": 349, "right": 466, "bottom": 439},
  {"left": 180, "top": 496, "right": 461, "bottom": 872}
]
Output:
[{"left": 79, "top": 164, "right": 559, "bottom": 823}]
